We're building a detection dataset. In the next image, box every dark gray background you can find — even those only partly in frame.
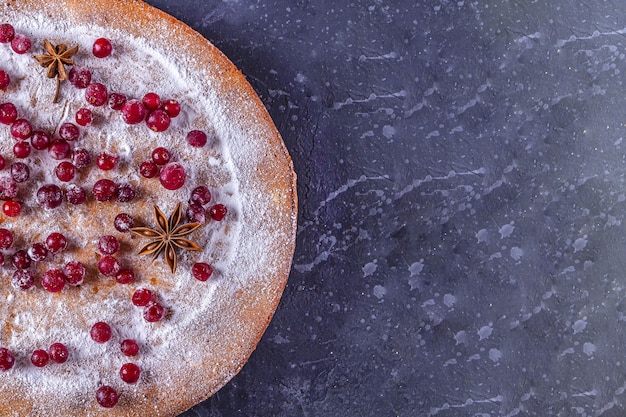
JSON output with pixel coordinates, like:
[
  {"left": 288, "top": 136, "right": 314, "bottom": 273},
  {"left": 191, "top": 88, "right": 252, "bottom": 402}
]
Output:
[{"left": 144, "top": 1, "right": 626, "bottom": 416}]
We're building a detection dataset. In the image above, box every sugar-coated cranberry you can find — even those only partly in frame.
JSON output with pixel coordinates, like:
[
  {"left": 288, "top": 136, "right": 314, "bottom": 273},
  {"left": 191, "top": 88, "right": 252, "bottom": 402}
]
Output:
[
  {"left": 186, "top": 130, "right": 207, "bottom": 147},
  {"left": 96, "top": 152, "right": 118, "bottom": 170},
  {"left": 116, "top": 183, "right": 136, "bottom": 202},
  {"left": 90, "top": 321, "right": 112, "bottom": 343},
  {"left": 2, "top": 200, "right": 20, "bottom": 217},
  {"left": 98, "top": 255, "right": 120, "bottom": 277},
  {"left": 115, "top": 269, "right": 135, "bottom": 285},
  {"left": 92, "top": 179, "right": 118, "bottom": 202},
  {"left": 59, "top": 122, "right": 80, "bottom": 141},
  {"left": 46, "top": 232, "right": 67, "bottom": 254},
  {"left": 159, "top": 162, "right": 186, "bottom": 190},
  {"left": 75, "top": 108, "right": 93, "bottom": 126},
  {"left": 186, "top": 203, "right": 206, "bottom": 224},
  {"left": 96, "top": 386, "right": 118, "bottom": 408},
  {"left": 0, "top": 70, "right": 9, "bottom": 91},
  {"left": 0, "top": 228, "right": 13, "bottom": 249},
  {"left": 55, "top": 162, "right": 76, "bottom": 182},
  {"left": 31, "top": 349, "right": 49, "bottom": 367},
  {"left": 0, "top": 155, "right": 5, "bottom": 170},
  {"left": 190, "top": 186, "right": 212, "bottom": 206},
  {"left": 146, "top": 110, "right": 171, "bottom": 132},
  {"left": 13, "top": 141, "right": 30, "bottom": 159},
  {"left": 120, "top": 362, "right": 140, "bottom": 384},
  {"left": 10, "top": 118, "right": 33, "bottom": 140},
  {"left": 142, "top": 92, "right": 161, "bottom": 111},
  {"left": 98, "top": 235, "right": 120, "bottom": 255},
  {"left": 68, "top": 66, "right": 92, "bottom": 89},
  {"left": 42, "top": 268, "right": 66, "bottom": 292},
  {"left": 10, "top": 33, "right": 31, "bottom": 54},
  {"left": 85, "top": 83, "right": 108, "bottom": 106},
  {"left": 143, "top": 301, "right": 165, "bottom": 322},
  {"left": 11, "top": 162, "right": 29, "bottom": 183},
  {"left": 28, "top": 242, "right": 48, "bottom": 262},
  {"left": 63, "top": 261, "right": 85, "bottom": 286},
  {"left": 161, "top": 99, "right": 181, "bottom": 117},
  {"left": 71, "top": 148, "right": 91, "bottom": 169},
  {"left": 65, "top": 184, "right": 87, "bottom": 205},
  {"left": 192, "top": 262, "right": 213, "bottom": 282},
  {"left": 12, "top": 250, "right": 30, "bottom": 269},
  {"left": 48, "top": 138, "right": 71, "bottom": 160},
  {"left": 108, "top": 92, "right": 127, "bottom": 110},
  {"left": 0, "top": 176, "right": 18, "bottom": 199},
  {"left": 11, "top": 269, "right": 34, "bottom": 291},
  {"left": 0, "top": 24, "right": 15, "bottom": 43},
  {"left": 48, "top": 342, "right": 68, "bottom": 363},
  {"left": 151, "top": 147, "right": 171, "bottom": 165},
  {"left": 92, "top": 37, "right": 112, "bottom": 58},
  {"left": 121, "top": 99, "right": 147, "bottom": 124},
  {"left": 114, "top": 213, "right": 134, "bottom": 232},
  {"left": 131, "top": 288, "right": 153, "bottom": 307},
  {"left": 31, "top": 130, "right": 51, "bottom": 150},
  {"left": 120, "top": 339, "right": 139, "bottom": 356},
  {"left": 0, "top": 102, "right": 17, "bottom": 125},
  {"left": 139, "top": 160, "right": 158, "bottom": 178},
  {"left": 0, "top": 348, "right": 15, "bottom": 371},
  {"left": 37, "top": 184, "right": 63, "bottom": 209},
  {"left": 209, "top": 204, "right": 227, "bottom": 221}
]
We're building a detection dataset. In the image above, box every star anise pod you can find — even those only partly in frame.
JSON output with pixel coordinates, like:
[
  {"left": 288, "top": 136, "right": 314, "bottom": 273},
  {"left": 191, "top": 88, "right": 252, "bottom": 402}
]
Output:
[
  {"left": 34, "top": 39, "right": 79, "bottom": 103},
  {"left": 130, "top": 203, "right": 203, "bottom": 273}
]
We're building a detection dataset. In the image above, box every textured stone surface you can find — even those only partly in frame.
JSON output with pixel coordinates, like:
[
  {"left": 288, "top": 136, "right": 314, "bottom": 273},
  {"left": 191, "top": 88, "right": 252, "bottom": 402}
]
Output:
[{"left": 144, "top": 0, "right": 626, "bottom": 416}]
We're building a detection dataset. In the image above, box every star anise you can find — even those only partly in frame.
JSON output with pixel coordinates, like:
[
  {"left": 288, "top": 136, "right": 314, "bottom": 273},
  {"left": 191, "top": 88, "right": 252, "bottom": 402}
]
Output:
[
  {"left": 130, "top": 203, "right": 203, "bottom": 273},
  {"left": 34, "top": 39, "right": 79, "bottom": 103}
]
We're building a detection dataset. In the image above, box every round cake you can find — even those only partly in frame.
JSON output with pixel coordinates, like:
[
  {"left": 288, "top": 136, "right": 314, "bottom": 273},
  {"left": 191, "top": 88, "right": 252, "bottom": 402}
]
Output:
[{"left": 0, "top": 1, "right": 297, "bottom": 416}]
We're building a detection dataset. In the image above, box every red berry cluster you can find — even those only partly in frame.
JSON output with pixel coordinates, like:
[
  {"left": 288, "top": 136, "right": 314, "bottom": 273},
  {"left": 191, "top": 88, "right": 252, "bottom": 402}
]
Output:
[{"left": 0, "top": 23, "right": 31, "bottom": 55}]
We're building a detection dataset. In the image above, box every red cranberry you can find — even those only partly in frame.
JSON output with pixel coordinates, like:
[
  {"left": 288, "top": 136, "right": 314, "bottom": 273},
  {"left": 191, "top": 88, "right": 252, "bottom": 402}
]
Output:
[
  {"left": 186, "top": 203, "right": 206, "bottom": 224},
  {"left": 96, "top": 152, "right": 118, "bottom": 171},
  {"left": 85, "top": 83, "right": 108, "bottom": 106},
  {"left": 192, "top": 262, "right": 213, "bottom": 281},
  {"left": 46, "top": 232, "right": 67, "bottom": 254},
  {"left": 11, "top": 269, "right": 34, "bottom": 291},
  {"left": 48, "top": 138, "right": 71, "bottom": 160},
  {"left": 49, "top": 342, "right": 68, "bottom": 363},
  {"left": 42, "top": 268, "right": 66, "bottom": 292},
  {"left": 0, "top": 155, "right": 4, "bottom": 170},
  {"left": 0, "top": 348, "right": 15, "bottom": 371},
  {"left": 10, "top": 33, "right": 31, "bottom": 54},
  {"left": 108, "top": 92, "right": 127, "bottom": 110},
  {"left": 31, "top": 349, "right": 49, "bottom": 367},
  {"left": 2, "top": 200, "right": 20, "bottom": 217},
  {"left": 92, "top": 179, "right": 118, "bottom": 202},
  {"left": 37, "top": 184, "right": 63, "bottom": 209},
  {"left": 68, "top": 66, "right": 92, "bottom": 89},
  {"left": 190, "top": 186, "right": 212, "bottom": 206},
  {"left": 12, "top": 250, "right": 30, "bottom": 269},
  {"left": 63, "top": 261, "right": 85, "bottom": 286},
  {"left": 10, "top": 118, "right": 33, "bottom": 140},
  {"left": 209, "top": 204, "right": 227, "bottom": 221},
  {"left": 0, "top": 228, "right": 13, "bottom": 249},
  {"left": 142, "top": 92, "right": 161, "bottom": 111},
  {"left": 65, "top": 184, "right": 87, "bottom": 205},
  {"left": 0, "top": 70, "right": 9, "bottom": 91},
  {"left": 98, "top": 255, "right": 120, "bottom": 277},
  {"left": 159, "top": 162, "right": 186, "bottom": 190},
  {"left": 186, "top": 130, "right": 207, "bottom": 147},
  {"left": 98, "top": 235, "right": 120, "bottom": 255},
  {"left": 161, "top": 99, "right": 181, "bottom": 117},
  {"left": 10, "top": 162, "right": 29, "bottom": 183},
  {"left": 59, "top": 122, "right": 80, "bottom": 141},
  {"left": 28, "top": 242, "right": 48, "bottom": 262},
  {"left": 139, "top": 160, "right": 158, "bottom": 178},
  {"left": 90, "top": 321, "right": 112, "bottom": 343},
  {"left": 96, "top": 386, "right": 118, "bottom": 408},
  {"left": 151, "top": 147, "right": 171, "bottom": 165},
  {"left": 0, "top": 24, "right": 15, "bottom": 43},
  {"left": 116, "top": 183, "right": 136, "bottom": 202},
  {"left": 146, "top": 110, "right": 171, "bottom": 132},
  {"left": 55, "top": 162, "right": 76, "bottom": 182},
  {"left": 92, "top": 37, "right": 112, "bottom": 58},
  {"left": 114, "top": 213, "right": 134, "bottom": 232},
  {"left": 144, "top": 301, "right": 165, "bottom": 322},
  {"left": 115, "top": 269, "right": 134, "bottom": 284},
  {"left": 120, "top": 339, "right": 139, "bottom": 356},
  {"left": 0, "top": 176, "right": 18, "bottom": 199},
  {"left": 13, "top": 142, "right": 30, "bottom": 158},
  {"left": 31, "top": 130, "right": 51, "bottom": 150},
  {"left": 120, "top": 362, "right": 140, "bottom": 384},
  {"left": 131, "top": 288, "right": 153, "bottom": 307},
  {"left": 0, "top": 102, "right": 17, "bottom": 125},
  {"left": 121, "top": 99, "right": 147, "bottom": 124},
  {"left": 71, "top": 148, "right": 91, "bottom": 169}
]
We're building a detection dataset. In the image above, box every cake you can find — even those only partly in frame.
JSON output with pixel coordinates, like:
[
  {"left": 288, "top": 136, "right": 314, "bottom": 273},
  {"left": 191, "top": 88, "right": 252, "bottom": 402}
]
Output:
[{"left": 0, "top": 1, "right": 297, "bottom": 416}]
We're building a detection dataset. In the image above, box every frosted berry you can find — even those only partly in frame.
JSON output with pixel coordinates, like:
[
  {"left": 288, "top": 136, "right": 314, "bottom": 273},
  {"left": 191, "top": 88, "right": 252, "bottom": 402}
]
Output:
[
  {"left": 116, "top": 183, "right": 136, "bottom": 202},
  {"left": 75, "top": 108, "right": 93, "bottom": 126},
  {"left": 46, "top": 232, "right": 67, "bottom": 254},
  {"left": 63, "top": 261, "right": 85, "bottom": 286},
  {"left": 115, "top": 269, "right": 134, "bottom": 284},
  {"left": 151, "top": 147, "right": 171, "bottom": 165},
  {"left": 10, "top": 118, "right": 33, "bottom": 140},
  {"left": 0, "top": 228, "right": 13, "bottom": 249},
  {"left": 12, "top": 250, "right": 30, "bottom": 269},
  {"left": 0, "top": 176, "right": 18, "bottom": 199},
  {"left": 209, "top": 204, "right": 227, "bottom": 221},
  {"left": 31, "top": 130, "right": 51, "bottom": 150},
  {"left": 144, "top": 301, "right": 165, "bottom": 322},
  {"left": 2, "top": 200, "right": 19, "bottom": 217},
  {"left": 90, "top": 321, "right": 112, "bottom": 343},
  {"left": 146, "top": 109, "right": 171, "bottom": 132},
  {"left": 55, "top": 162, "right": 76, "bottom": 182},
  {"left": 98, "top": 235, "right": 120, "bottom": 255},
  {"left": 59, "top": 122, "right": 80, "bottom": 141},
  {"left": 92, "top": 179, "right": 118, "bottom": 202},
  {"left": 10, "top": 33, "right": 31, "bottom": 54},
  {"left": 190, "top": 186, "right": 211, "bottom": 206},
  {"left": 11, "top": 269, "right": 34, "bottom": 291},
  {"left": 96, "top": 152, "right": 118, "bottom": 170},
  {"left": 142, "top": 92, "right": 161, "bottom": 111},
  {"left": 161, "top": 99, "right": 181, "bottom": 117},
  {"left": 139, "top": 160, "right": 158, "bottom": 178},
  {"left": 85, "top": 83, "right": 108, "bottom": 106},
  {"left": 121, "top": 99, "right": 147, "bottom": 124},
  {"left": 0, "top": 348, "right": 14, "bottom": 371},
  {"left": 0, "top": 102, "right": 17, "bottom": 125},
  {"left": 13, "top": 142, "right": 30, "bottom": 159},
  {"left": 0, "top": 24, "right": 15, "bottom": 43},
  {"left": 11, "top": 162, "right": 29, "bottom": 182},
  {"left": 120, "top": 339, "right": 139, "bottom": 357},
  {"left": 68, "top": 66, "right": 91, "bottom": 89},
  {"left": 186, "top": 203, "right": 206, "bottom": 224},
  {"left": 92, "top": 37, "right": 112, "bottom": 58},
  {"left": 98, "top": 255, "right": 120, "bottom": 277},
  {"left": 131, "top": 288, "right": 153, "bottom": 307},
  {"left": 120, "top": 362, "right": 140, "bottom": 384},
  {"left": 0, "top": 70, "right": 9, "bottom": 91},
  {"left": 42, "top": 268, "right": 66, "bottom": 292},
  {"left": 65, "top": 184, "right": 87, "bottom": 205},
  {"left": 71, "top": 148, "right": 91, "bottom": 169},
  {"left": 114, "top": 213, "right": 134, "bottom": 232},
  {"left": 48, "top": 139, "right": 71, "bottom": 160},
  {"left": 31, "top": 349, "right": 49, "bottom": 367},
  {"left": 37, "top": 184, "right": 63, "bottom": 209},
  {"left": 108, "top": 93, "right": 126, "bottom": 110},
  {"left": 96, "top": 385, "right": 118, "bottom": 408},
  {"left": 191, "top": 262, "right": 213, "bottom": 282},
  {"left": 28, "top": 242, "right": 48, "bottom": 262},
  {"left": 159, "top": 162, "right": 186, "bottom": 190},
  {"left": 186, "top": 130, "right": 207, "bottom": 147},
  {"left": 49, "top": 342, "right": 68, "bottom": 363}
]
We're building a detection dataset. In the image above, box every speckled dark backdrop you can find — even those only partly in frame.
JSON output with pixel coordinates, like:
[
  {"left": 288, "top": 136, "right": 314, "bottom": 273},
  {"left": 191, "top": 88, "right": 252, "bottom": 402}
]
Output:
[{"left": 145, "top": 1, "right": 626, "bottom": 416}]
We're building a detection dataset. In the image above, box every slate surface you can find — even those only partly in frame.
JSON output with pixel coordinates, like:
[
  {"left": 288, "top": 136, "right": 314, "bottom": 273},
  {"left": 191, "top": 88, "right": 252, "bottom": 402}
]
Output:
[{"left": 144, "top": 1, "right": 626, "bottom": 416}]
